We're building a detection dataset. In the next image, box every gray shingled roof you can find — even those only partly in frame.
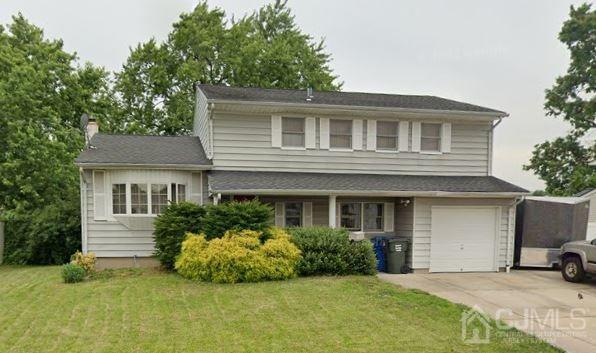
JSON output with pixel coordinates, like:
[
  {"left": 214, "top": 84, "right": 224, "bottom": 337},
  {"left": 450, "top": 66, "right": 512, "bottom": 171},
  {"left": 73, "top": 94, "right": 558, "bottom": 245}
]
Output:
[
  {"left": 209, "top": 171, "right": 528, "bottom": 194},
  {"left": 574, "top": 188, "right": 595, "bottom": 197},
  {"left": 198, "top": 84, "right": 506, "bottom": 115},
  {"left": 75, "top": 134, "right": 211, "bottom": 167}
]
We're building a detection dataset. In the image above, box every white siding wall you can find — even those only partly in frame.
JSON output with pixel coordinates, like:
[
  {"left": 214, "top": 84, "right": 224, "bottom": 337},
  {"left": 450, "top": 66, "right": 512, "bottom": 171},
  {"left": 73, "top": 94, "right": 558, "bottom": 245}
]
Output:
[
  {"left": 84, "top": 169, "right": 207, "bottom": 258},
  {"left": 412, "top": 197, "right": 515, "bottom": 269},
  {"left": 211, "top": 112, "right": 491, "bottom": 175},
  {"left": 587, "top": 194, "right": 596, "bottom": 239},
  {"left": 193, "top": 89, "right": 212, "bottom": 158}
]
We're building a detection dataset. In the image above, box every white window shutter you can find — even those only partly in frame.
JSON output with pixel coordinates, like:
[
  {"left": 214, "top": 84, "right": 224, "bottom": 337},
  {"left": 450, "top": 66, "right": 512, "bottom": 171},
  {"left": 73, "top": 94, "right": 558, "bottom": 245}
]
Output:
[
  {"left": 190, "top": 172, "right": 203, "bottom": 205},
  {"left": 305, "top": 117, "right": 316, "bottom": 149},
  {"left": 303, "top": 202, "right": 313, "bottom": 227},
  {"left": 441, "top": 122, "right": 451, "bottom": 153},
  {"left": 353, "top": 119, "right": 363, "bottom": 150},
  {"left": 366, "top": 120, "right": 377, "bottom": 151},
  {"left": 271, "top": 115, "right": 282, "bottom": 148},
  {"left": 384, "top": 202, "right": 394, "bottom": 232},
  {"left": 93, "top": 170, "right": 107, "bottom": 220},
  {"left": 411, "top": 122, "right": 421, "bottom": 152},
  {"left": 336, "top": 203, "right": 341, "bottom": 229},
  {"left": 275, "top": 202, "right": 285, "bottom": 227},
  {"left": 398, "top": 121, "right": 409, "bottom": 152},
  {"left": 320, "top": 118, "right": 330, "bottom": 149}
]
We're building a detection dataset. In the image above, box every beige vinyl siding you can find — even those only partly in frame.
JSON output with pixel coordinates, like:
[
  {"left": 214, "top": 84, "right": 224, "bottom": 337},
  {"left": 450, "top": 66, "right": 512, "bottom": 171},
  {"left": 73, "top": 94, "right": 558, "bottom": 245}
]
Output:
[
  {"left": 193, "top": 89, "right": 212, "bottom": 158},
  {"left": 84, "top": 169, "right": 207, "bottom": 258},
  {"left": 211, "top": 112, "right": 490, "bottom": 175},
  {"left": 394, "top": 197, "right": 414, "bottom": 266},
  {"left": 411, "top": 197, "right": 515, "bottom": 270}
]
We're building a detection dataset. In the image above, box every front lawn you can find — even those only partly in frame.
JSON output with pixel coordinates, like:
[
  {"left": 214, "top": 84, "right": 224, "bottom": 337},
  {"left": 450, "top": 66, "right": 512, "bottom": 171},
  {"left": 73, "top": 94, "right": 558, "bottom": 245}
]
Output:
[{"left": 0, "top": 266, "right": 559, "bottom": 353}]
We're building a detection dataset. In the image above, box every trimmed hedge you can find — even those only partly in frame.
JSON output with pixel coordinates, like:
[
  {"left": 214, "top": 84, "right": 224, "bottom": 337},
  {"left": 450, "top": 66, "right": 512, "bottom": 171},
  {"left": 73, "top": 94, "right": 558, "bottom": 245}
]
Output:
[
  {"left": 61, "top": 263, "right": 86, "bottom": 283},
  {"left": 287, "top": 227, "right": 377, "bottom": 276},
  {"left": 202, "top": 200, "right": 274, "bottom": 240},
  {"left": 154, "top": 202, "right": 206, "bottom": 269},
  {"left": 175, "top": 228, "right": 301, "bottom": 283}
]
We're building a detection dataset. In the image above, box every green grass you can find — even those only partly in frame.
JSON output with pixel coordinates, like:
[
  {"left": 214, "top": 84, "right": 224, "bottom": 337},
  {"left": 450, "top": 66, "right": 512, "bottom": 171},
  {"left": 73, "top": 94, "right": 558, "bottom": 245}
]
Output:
[{"left": 0, "top": 266, "right": 560, "bottom": 353}]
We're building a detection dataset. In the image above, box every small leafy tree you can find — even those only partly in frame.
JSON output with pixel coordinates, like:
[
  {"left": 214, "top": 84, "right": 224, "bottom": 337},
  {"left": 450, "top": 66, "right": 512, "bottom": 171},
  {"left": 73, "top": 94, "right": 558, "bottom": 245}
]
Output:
[{"left": 524, "top": 4, "right": 595, "bottom": 195}]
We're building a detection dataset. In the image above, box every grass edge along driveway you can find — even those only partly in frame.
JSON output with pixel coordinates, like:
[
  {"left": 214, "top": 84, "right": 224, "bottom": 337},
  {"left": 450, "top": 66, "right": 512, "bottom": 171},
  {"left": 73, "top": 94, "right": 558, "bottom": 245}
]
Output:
[{"left": 0, "top": 266, "right": 561, "bottom": 353}]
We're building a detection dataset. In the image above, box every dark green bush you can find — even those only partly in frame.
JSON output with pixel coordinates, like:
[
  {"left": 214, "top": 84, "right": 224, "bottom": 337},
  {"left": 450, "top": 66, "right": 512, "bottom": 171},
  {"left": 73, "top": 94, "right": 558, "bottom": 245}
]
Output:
[
  {"left": 202, "top": 200, "right": 274, "bottom": 240},
  {"left": 61, "top": 263, "right": 86, "bottom": 283},
  {"left": 288, "top": 227, "right": 377, "bottom": 276},
  {"left": 153, "top": 202, "right": 206, "bottom": 269},
  {"left": 4, "top": 198, "right": 81, "bottom": 265}
]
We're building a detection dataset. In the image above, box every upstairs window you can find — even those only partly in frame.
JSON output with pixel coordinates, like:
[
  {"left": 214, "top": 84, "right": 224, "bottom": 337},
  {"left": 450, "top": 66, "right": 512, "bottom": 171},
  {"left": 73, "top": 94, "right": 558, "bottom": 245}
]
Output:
[
  {"left": 330, "top": 119, "right": 352, "bottom": 149},
  {"left": 112, "top": 184, "right": 127, "bottom": 214},
  {"left": 131, "top": 184, "right": 148, "bottom": 214},
  {"left": 282, "top": 117, "right": 305, "bottom": 147},
  {"left": 421, "top": 123, "right": 441, "bottom": 152},
  {"left": 284, "top": 202, "right": 302, "bottom": 227},
  {"left": 377, "top": 121, "right": 399, "bottom": 151}
]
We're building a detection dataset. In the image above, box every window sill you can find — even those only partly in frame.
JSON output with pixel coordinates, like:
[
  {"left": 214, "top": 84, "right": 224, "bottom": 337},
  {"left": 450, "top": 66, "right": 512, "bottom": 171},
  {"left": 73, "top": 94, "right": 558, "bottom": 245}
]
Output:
[
  {"left": 375, "top": 149, "right": 399, "bottom": 154},
  {"left": 281, "top": 146, "right": 307, "bottom": 151},
  {"left": 329, "top": 148, "right": 354, "bottom": 152},
  {"left": 419, "top": 150, "right": 442, "bottom": 155}
]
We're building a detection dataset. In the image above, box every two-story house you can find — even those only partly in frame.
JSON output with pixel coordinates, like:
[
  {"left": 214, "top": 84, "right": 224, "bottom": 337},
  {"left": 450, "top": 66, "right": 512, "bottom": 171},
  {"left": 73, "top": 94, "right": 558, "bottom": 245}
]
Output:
[{"left": 75, "top": 84, "right": 528, "bottom": 271}]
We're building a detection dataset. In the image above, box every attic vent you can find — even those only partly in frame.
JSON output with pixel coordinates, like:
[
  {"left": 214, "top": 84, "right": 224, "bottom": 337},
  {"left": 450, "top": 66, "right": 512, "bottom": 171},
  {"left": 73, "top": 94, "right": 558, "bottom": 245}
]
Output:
[{"left": 306, "top": 87, "right": 313, "bottom": 102}]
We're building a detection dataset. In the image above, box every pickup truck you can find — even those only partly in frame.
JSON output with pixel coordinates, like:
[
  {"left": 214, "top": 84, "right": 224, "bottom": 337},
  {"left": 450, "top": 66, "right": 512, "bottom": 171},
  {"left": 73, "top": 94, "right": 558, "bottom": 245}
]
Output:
[{"left": 559, "top": 239, "right": 596, "bottom": 282}]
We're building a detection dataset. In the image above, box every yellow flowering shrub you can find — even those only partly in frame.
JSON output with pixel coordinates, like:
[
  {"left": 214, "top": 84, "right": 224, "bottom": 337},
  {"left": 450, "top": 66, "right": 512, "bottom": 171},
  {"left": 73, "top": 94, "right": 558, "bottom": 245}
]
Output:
[
  {"left": 175, "top": 228, "right": 301, "bottom": 283},
  {"left": 70, "top": 251, "right": 96, "bottom": 273}
]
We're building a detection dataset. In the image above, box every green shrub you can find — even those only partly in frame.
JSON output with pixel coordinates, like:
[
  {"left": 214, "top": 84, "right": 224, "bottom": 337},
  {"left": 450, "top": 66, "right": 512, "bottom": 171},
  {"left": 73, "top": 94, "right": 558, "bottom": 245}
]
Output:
[
  {"left": 61, "top": 263, "right": 86, "bottom": 283},
  {"left": 175, "top": 228, "right": 301, "bottom": 283},
  {"left": 202, "top": 200, "right": 274, "bottom": 240},
  {"left": 153, "top": 202, "right": 206, "bottom": 269},
  {"left": 288, "top": 227, "right": 377, "bottom": 276}
]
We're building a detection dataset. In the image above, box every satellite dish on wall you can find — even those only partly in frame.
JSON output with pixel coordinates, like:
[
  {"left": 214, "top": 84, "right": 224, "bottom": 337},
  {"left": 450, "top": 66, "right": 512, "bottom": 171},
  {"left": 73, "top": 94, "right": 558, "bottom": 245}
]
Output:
[{"left": 80, "top": 113, "right": 89, "bottom": 130}]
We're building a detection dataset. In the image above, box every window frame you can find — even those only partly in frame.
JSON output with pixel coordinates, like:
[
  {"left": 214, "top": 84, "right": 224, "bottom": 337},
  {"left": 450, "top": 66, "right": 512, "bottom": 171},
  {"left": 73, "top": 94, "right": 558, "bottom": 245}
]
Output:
[
  {"left": 284, "top": 202, "right": 303, "bottom": 227},
  {"left": 281, "top": 117, "right": 306, "bottom": 149},
  {"left": 151, "top": 183, "right": 169, "bottom": 215},
  {"left": 420, "top": 122, "right": 442, "bottom": 153},
  {"left": 111, "top": 184, "right": 127, "bottom": 215},
  {"left": 376, "top": 120, "right": 399, "bottom": 152},
  {"left": 329, "top": 119, "right": 353, "bottom": 150},
  {"left": 130, "top": 183, "right": 149, "bottom": 215},
  {"left": 339, "top": 202, "right": 385, "bottom": 232}
]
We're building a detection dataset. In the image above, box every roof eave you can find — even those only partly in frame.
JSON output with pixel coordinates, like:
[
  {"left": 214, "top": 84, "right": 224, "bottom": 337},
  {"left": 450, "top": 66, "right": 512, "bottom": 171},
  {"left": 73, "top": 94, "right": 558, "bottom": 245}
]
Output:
[
  {"left": 205, "top": 98, "right": 508, "bottom": 119},
  {"left": 75, "top": 162, "right": 212, "bottom": 170},
  {"left": 210, "top": 188, "right": 527, "bottom": 198}
]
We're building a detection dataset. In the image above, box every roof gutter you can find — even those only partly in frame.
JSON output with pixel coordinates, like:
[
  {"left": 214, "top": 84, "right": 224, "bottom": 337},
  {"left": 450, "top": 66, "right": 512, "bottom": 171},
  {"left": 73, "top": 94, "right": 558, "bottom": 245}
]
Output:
[
  {"left": 75, "top": 163, "right": 212, "bottom": 171},
  {"left": 206, "top": 98, "right": 509, "bottom": 119},
  {"left": 210, "top": 189, "right": 527, "bottom": 198}
]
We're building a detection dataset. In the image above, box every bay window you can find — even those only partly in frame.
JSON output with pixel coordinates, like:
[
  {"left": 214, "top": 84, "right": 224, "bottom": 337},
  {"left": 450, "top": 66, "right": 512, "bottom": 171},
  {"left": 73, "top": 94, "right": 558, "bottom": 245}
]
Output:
[
  {"left": 131, "top": 184, "right": 148, "bottom": 214},
  {"left": 112, "top": 184, "right": 126, "bottom": 214},
  {"left": 151, "top": 184, "right": 168, "bottom": 214}
]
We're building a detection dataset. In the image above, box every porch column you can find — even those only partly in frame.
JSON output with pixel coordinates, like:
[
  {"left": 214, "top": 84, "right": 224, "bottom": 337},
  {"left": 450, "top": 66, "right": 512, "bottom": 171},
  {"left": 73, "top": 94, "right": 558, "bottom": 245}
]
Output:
[{"left": 328, "top": 195, "right": 337, "bottom": 228}]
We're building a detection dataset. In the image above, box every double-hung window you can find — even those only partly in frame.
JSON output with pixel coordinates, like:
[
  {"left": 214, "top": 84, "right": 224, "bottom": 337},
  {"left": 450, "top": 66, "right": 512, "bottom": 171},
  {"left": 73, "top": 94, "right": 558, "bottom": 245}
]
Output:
[
  {"left": 284, "top": 202, "right": 302, "bottom": 227},
  {"left": 131, "top": 184, "right": 148, "bottom": 214},
  {"left": 151, "top": 184, "right": 168, "bottom": 214},
  {"left": 282, "top": 117, "right": 305, "bottom": 148},
  {"left": 421, "top": 123, "right": 441, "bottom": 152},
  {"left": 112, "top": 184, "right": 127, "bottom": 214},
  {"left": 330, "top": 119, "right": 352, "bottom": 149},
  {"left": 377, "top": 121, "right": 399, "bottom": 151},
  {"left": 340, "top": 203, "right": 384, "bottom": 232}
]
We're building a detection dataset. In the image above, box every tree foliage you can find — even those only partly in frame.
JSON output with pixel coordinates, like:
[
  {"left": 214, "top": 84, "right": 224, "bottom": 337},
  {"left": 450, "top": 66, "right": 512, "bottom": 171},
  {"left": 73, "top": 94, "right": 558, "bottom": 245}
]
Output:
[
  {"left": 112, "top": 0, "right": 341, "bottom": 135},
  {"left": 525, "top": 4, "right": 595, "bottom": 195},
  {"left": 0, "top": 14, "right": 113, "bottom": 263}
]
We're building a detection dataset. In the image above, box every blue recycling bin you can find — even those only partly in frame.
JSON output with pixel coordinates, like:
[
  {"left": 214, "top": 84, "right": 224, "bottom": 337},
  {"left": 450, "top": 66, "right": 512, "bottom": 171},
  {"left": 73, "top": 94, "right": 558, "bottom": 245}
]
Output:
[{"left": 371, "top": 236, "right": 388, "bottom": 272}]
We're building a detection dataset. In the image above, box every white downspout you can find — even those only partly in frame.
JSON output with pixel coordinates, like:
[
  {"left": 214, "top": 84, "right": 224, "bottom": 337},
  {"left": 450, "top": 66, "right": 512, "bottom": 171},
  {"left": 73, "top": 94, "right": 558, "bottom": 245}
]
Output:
[
  {"left": 506, "top": 196, "right": 524, "bottom": 273},
  {"left": 79, "top": 168, "right": 88, "bottom": 254}
]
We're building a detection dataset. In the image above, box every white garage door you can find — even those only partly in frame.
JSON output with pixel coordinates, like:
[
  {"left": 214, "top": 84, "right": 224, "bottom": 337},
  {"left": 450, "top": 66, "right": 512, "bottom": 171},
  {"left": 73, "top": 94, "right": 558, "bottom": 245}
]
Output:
[{"left": 430, "top": 206, "right": 499, "bottom": 273}]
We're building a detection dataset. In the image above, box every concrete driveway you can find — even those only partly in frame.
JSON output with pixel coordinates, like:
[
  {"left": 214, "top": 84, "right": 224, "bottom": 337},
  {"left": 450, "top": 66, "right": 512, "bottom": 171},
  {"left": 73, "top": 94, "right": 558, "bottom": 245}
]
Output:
[{"left": 379, "top": 270, "right": 596, "bottom": 353}]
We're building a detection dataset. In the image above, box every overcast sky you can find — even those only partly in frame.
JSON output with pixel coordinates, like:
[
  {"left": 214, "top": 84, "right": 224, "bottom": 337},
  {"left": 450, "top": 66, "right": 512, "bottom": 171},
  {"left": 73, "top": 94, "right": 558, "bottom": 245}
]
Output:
[{"left": 0, "top": 0, "right": 586, "bottom": 190}]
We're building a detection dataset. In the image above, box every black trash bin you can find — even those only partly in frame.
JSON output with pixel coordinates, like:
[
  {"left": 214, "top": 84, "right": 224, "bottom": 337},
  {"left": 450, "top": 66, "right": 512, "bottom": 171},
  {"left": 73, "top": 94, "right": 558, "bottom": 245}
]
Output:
[{"left": 386, "top": 238, "right": 409, "bottom": 274}]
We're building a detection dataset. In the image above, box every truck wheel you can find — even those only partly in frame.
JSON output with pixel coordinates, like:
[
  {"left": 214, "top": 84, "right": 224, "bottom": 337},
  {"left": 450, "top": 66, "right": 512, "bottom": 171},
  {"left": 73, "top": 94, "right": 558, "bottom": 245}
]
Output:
[{"left": 562, "top": 257, "right": 585, "bottom": 283}]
